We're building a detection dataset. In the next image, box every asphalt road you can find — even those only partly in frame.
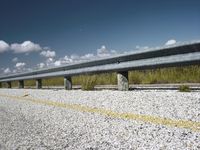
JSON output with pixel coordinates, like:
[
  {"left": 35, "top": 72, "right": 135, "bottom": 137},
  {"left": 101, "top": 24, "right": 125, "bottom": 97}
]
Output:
[{"left": 0, "top": 89, "right": 199, "bottom": 149}]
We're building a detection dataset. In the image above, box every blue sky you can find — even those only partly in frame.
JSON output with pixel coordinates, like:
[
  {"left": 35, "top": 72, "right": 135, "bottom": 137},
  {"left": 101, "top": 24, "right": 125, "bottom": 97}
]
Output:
[{"left": 0, "top": 0, "right": 200, "bottom": 74}]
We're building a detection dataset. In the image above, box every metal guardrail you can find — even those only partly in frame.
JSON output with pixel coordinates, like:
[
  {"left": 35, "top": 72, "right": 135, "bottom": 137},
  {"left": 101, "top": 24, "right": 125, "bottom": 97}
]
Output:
[{"left": 0, "top": 42, "right": 200, "bottom": 90}]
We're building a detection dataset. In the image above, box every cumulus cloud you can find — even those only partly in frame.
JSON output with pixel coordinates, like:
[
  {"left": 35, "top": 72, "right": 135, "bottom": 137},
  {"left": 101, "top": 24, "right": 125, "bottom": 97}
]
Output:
[
  {"left": 15, "top": 62, "right": 26, "bottom": 69},
  {"left": 110, "top": 50, "right": 117, "bottom": 54},
  {"left": 0, "top": 40, "right": 9, "bottom": 53},
  {"left": 60, "top": 56, "right": 73, "bottom": 64},
  {"left": 37, "top": 63, "right": 45, "bottom": 69},
  {"left": 80, "top": 53, "right": 95, "bottom": 60},
  {"left": 165, "top": 39, "right": 176, "bottom": 46},
  {"left": 45, "top": 57, "right": 55, "bottom": 67},
  {"left": 70, "top": 54, "right": 79, "bottom": 60},
  {"left": 11, "top": 41, "right": 42, "bottom": 53},
  {"left": 12, "top": 69, "right": 17, "bottom": 73},
  {"left": 135, "top": 45, "right": 150, "bottom": 51},
  {"left": 12, "top": 57, "right": 19, "bottom": 62},
  {"left": 97, "top": 45, "right": 110, "bottom": 57},
  {"left": 51, "top": 55, "right": 78, "bottom": 67},
  {"left": 3, "top": 68, "right": 11, "bottom": 74},
  {"left": 54, "top": 60, "right": 62, "bottom": 66},
  {"left": 40, "top": 50, "right": 56, "bottom": 58},
  {"left": 97, "top": 45, "right": 119, "bottom": 57},
  {"left": 49, "top": 45, "right": 119, "bottom": 67}
]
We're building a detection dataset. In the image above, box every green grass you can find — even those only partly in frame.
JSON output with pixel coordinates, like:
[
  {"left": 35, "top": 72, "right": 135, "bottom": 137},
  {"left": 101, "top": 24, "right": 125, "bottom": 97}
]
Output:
[
  {"left": 81, "top": 75, "right": 97, "bottom": 90},
  {"left": 129, "top": 65, "right": 200, "bottom": 84},
  {"left": 179, "top": 85, "right": 191, "bottom": 92},
  {"left": 1, "top": 65, "right": 200, "bottom": 88}
]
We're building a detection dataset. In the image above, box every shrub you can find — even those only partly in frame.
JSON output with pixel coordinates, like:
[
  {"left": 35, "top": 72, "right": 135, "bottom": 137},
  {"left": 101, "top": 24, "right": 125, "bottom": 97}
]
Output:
[{"left": 179, "top": 85, "right": 191, "bottom": 92}]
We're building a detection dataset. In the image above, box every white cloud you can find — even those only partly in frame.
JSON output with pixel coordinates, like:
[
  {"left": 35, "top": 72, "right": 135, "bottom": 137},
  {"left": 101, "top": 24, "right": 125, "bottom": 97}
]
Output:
[
  {"left": 12, "top": 57, "right": 19, "bottom": 62},
  {"left": 52, "top": 55, "right": 80, "bottom": 67},
  {"left": 40, "top": 50, "right": 56, "bottom": 58},
  {"left": 12, "top": 69, "right": 17, "bottom": 73},
  {"left": 45, "top": 57, "right": 55, "bottom": 67},
  {"left": 13, "top": 62, "right": 27, "bottom": 73},
  {"left": 54, "top": 60, "right": 62, "bottom": 66},
  {"left": 0, "top": 40, "right": 9, "bottom": 53},
  {"left": 165, "top": 39, "right": 176, "bottom": 46},
  {"left": 97, "top": 45, "right": 110, "bottom": 57},
  {"left": 47, "top": 58, "right": 54, "bottom": 62},
  {"left": 70, "top": 54, "right": 79, "bottom": 60},
  {"left": 37, "top": 63, "right": 45, "bottom": 69},
  {"left": 50, "top": 45, "right": 119, "bottom": 67},
  {"left": 54, "top": 54, "right": 80, "bottom": 65},
  {"left": 97, "top": 45, "right": 119, "bottom": 57},
  {"left": 110, "top": 50, "right": 117, "bottom": 54},
  {"left": 11, "top": 41, "right": 42, "bottom": 53},
  {"left": 16, "top": 62, "right": 26, "bottom": 69},
  {"left": 135, "top": 45, "right": 149, "bottom": 50},
  {"left": 27, "top": 68, "right": 32, "bottom": 72},
  {"left": 63, "top": 55, "right": 73, "bottom": 63},
  {"left": 3, "top": 68, "right": 11, "bottom": 74},
  {"left": 81, "top": 53, "right": 95, "bottom": 60}
]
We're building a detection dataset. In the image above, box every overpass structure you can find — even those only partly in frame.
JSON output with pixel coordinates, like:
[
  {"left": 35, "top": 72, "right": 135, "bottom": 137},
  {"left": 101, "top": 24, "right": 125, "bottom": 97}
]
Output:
[{"left": 0, "top": 42, "right": 200, "bottom": 90}]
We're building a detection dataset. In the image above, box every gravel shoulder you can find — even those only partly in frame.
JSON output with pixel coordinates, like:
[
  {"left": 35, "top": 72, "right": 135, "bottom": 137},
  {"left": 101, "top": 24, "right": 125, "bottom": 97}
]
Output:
[{"left": 0, "top": 89, "right": 199, "bottom": 149}]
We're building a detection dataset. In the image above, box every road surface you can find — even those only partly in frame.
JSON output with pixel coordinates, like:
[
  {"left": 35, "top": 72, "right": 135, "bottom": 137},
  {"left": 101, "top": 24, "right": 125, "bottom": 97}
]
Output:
[{"left": 0, "top": 89, "right": 199, "bottom": 149}]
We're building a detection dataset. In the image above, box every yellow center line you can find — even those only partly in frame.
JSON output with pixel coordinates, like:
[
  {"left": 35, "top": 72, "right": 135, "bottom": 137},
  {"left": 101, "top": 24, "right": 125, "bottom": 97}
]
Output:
[{"left": 0, "top": 93, "right": 199, "bottom": 132}]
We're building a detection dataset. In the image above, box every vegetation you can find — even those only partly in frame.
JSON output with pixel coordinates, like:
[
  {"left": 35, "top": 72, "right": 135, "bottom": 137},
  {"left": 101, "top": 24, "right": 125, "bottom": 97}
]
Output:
[
  {"left": 179, "top": 85, "right": 191, "bottom": 92},
  {"left": 1, "top": 65, "right": 200, "bottom": 89},
  {"left": 129, "top": 65, "right": 200, "bottom": 84},
  {"left": 81, "top": 75, "right": 97, "bottom": 90}
]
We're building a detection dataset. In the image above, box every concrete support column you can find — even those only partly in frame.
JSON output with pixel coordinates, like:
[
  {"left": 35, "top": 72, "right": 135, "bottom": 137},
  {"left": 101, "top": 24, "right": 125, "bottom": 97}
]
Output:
[
  {"left": 64, "top": 76, "right": 72, "bottom": 90},
  {"left": 7, "top": 81, "right": 11, "bottom": 88},
  {"left": 18, "top": 80, "right": 24, "bottom": 89},
  {"left": 117, "top": 71, "right": 129, "bottom": 91},
  {"left": 36, "top": 79, "right": 42, "bottom": 89}
]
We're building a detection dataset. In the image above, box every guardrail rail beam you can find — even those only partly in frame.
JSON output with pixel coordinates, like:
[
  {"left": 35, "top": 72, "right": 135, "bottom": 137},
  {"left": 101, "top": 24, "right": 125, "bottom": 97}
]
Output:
[{"left": 0, "top": 42, "right": 199, "bottom": 91}]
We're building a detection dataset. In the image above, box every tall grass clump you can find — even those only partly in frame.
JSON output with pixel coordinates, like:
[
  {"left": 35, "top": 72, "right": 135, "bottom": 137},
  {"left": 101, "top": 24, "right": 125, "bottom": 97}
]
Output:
[
  {"left": 72, "top": 73, "right": 117, "bottom": 85},
  {"left": 81, "top": 75, "right": 97, "bottom": 90},
  {"left": 129, "top": 71, "right": 142, "bottom": 84},
  {"left": 179, "top": 85, "right": 191, "bottom": 92},
  {"left": 42, "top": 77, "right": 63, "bottom": 86},
  {"left": 129, "top": 65, "right": 200, "bottom": 84},
  {"left": 24, "top": 80, "right": 35, "bottom": 87}
]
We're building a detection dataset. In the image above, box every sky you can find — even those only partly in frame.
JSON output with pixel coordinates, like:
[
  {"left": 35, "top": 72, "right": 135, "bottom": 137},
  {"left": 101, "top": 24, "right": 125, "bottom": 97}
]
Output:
[{"left": 0, "top": 0, "right": 200, "bottom": 74}]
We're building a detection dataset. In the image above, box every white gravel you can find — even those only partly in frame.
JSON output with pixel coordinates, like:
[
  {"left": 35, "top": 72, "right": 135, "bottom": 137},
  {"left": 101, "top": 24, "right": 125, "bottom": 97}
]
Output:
[{"left": 0, "top": 89, "right": 200, "bottom": 149}]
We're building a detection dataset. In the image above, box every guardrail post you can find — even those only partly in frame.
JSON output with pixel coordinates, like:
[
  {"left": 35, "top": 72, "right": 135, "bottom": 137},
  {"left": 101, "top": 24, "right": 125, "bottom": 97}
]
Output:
[
  {"left": 36, "top": 79, "right": 42, "bottom": 89},
  {"left": 117, "top": 71, "right": 129, "bottom": 91},
  {"left": 64, "top": 76, "right": 72, "bottom": 90},
  {"left": 18, "top": 80, "right": 24, "bottom": 89},
  {"left": 7, "top": 81, "right": 11, "bottom": 88}
]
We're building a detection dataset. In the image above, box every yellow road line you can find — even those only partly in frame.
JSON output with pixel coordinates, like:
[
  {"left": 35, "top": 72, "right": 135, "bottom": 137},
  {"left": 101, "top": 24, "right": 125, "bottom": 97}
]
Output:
[{"left": 0, "top": 93, "right": 199, "bottom": 132}]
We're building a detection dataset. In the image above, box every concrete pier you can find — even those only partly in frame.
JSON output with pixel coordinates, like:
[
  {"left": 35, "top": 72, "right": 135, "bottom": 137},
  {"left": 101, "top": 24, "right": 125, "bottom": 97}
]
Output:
[
  {"left": 117, "top": 71, "right": 129, "bottom": 91},
  {"left": 18, "top": 80, "right": 24, "bottom": 89},
  {"left": 36, "top": 79, "right": 42, "bottom": 89},
  {"left": 7, "top": 81, "right": 11, "bottom": 88},
  {"left": 64, "top": 76, "right": 72, "bottom": 90}
]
